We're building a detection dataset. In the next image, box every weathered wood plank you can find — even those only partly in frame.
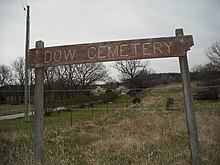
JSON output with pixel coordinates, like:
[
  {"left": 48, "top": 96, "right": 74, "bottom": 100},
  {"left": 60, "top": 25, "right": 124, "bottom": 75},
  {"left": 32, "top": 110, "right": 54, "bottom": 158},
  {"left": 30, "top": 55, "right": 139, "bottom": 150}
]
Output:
[{"left": 28, "top": 35, "right": 193, "bottom": 68}]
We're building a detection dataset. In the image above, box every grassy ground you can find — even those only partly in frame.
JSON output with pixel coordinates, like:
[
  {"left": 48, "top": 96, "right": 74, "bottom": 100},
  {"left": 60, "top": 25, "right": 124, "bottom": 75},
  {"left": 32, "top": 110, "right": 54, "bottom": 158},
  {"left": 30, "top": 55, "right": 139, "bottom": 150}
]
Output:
[
  {"left": 0, "top": 83, "right": 219, "bottom": 164},
  {"left": 0, "top": 103, "right": 34, "bottom": 116}
]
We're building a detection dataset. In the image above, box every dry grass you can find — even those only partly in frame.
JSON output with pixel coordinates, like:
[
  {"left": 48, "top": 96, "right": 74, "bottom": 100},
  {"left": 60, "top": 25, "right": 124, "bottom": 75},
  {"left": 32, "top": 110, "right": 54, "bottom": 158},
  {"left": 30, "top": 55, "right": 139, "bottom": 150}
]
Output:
[
  {"left": 87, "top": 111, "right": 185, "bottom": 164},
  {"left": 78, "top": 110, "right": 219, "bottom": 164},
  {"left": 1, "top": 109, "right": 219, "bottom": 164}
]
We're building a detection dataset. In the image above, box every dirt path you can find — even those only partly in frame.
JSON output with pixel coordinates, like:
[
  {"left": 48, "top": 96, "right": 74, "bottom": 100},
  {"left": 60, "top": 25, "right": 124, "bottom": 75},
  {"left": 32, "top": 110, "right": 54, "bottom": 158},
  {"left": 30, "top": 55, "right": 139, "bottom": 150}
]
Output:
[{"left": 0, "top": 112, "right": 34, "bottom": 121}]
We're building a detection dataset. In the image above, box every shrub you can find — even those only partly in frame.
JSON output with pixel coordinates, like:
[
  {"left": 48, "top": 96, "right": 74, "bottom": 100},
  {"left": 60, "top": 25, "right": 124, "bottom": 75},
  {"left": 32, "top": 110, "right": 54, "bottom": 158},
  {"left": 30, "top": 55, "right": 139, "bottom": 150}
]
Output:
[
  {"left": 44, "top": 108, "right": 53, "bottom": 116},
  {"left": 10, "top": 102, "right": 19, "bottom": 105},
  {"left": 165, "top": 97, "right": 174, "bottom": 110},
  {"left": 132, "top": 97, "right": 141, "bottom": 104},
  {"left": 44, "top": 92, "right": 118, "bottom": 108},
  {"left": 194, "top": 87, "right": 218, "bottom": 100},
  {"left": 127, "top": 89, "right": 142, "bottom": 97}
]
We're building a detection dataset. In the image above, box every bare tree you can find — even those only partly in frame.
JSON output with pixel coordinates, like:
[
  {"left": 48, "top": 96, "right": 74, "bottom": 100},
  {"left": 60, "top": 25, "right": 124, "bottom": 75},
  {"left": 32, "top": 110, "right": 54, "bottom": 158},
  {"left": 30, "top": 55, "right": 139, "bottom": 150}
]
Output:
[
  {"left": 113, "top": 60, "right": 150, "bottom": 88},
  {"left": 63, "top": 65, "right": 79, "bottom": 90},
  {"left": 45, "top": 67, "right": 56, "bottom": 86},
  {"left": 73, "top": 63, "right": 108, "bottom": 89},
  {"left": 192, "top": 63, "right": 220, "bottom": 73},
  {"left": 11, "top": 57, "right": 25, "bottom": 85},
  {"left": 29, "top": 69, "right": 35, "bottom": 85},
  {"left": 113, "top": 60, "right": 149, "bottom": 80},
  {"left": 191, "top": 62, "right": 220, "bottom": 85},
  {"left": 54, "top": 65, "right": 67, "bottom": 90},
  {"left": 206, "top": 40, "right": 220, "bottom": 68},
  {"left": 53, "top": 63, "right": 108, "bottom": 90},
  {"left": 46, "top": 63, "right": 109, "bottom": 98},
  {"left": 0, "top": 65, "right": 13, "bottom": 86}
]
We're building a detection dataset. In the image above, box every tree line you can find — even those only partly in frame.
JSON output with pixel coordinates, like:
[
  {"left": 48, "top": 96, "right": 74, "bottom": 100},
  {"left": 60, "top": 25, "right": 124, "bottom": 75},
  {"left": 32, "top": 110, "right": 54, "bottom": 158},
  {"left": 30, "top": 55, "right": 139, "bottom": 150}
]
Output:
[
  {"left": 191, "top": 41, "right": 220, "bottom": 86},
  {"left": 0, "top": 61, "right": 110, "bottom": 103}
]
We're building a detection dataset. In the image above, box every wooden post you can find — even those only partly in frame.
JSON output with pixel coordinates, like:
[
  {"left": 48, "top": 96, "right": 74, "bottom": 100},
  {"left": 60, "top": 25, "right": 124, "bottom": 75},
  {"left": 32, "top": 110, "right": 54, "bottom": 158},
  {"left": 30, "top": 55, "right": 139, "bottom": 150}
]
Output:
[
  {"left": 71, "top": 110, "right": 73, "bottom": 126},
  {"left": 106, "top": 102, "right": 109, "bottom": 116},
  {"left": 34, "top": 40, "right": 45, "bottom": 165},
  {"left": 92, "top": 104, "right": 94, "bottom": 119},
  {"left": 24, "top": 5, "right": 30, "bottom": 122},
  {"left": 176, "top": 29, "right": 201, "bottom": 164}
]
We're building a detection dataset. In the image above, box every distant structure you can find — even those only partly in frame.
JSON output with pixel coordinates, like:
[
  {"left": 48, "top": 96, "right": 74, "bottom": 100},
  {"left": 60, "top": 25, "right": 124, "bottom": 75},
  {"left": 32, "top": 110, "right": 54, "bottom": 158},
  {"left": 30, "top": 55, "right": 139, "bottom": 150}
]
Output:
[
  {"left": 115, "top": 85, "right": 129, "bottom": 95},
  {"left": 91, "top": 86, "right": 106, "bottom": 96}
]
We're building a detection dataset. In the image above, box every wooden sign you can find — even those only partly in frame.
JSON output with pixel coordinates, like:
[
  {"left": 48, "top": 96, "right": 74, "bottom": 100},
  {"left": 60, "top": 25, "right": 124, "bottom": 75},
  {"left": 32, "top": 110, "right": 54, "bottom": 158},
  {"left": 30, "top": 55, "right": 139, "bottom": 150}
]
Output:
[
  {"left": 28, "top": 35, "right": 193, "bottom": 68},
  {"left": 32, "top": 29, "right": 201, "bottom": 164}
]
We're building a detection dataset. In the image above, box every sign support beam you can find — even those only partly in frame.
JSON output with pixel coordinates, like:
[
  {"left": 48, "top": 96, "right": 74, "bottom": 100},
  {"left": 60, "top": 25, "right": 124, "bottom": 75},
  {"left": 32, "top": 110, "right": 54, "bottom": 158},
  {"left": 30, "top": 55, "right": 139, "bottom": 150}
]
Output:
[
  {"left": 34, "top": 40, "right": 45, "bottom": 165},
  {"left": 177, "top": 29, "right": 201, "bottom": 165}
]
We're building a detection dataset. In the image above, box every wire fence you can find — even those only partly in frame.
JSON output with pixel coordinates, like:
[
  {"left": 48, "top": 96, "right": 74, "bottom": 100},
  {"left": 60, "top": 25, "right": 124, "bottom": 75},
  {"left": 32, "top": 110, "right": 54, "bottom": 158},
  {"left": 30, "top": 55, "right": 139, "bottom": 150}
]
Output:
[
  {"left": 0, "top": 85, "right": 219, "bottom": 114},
  {"left": 0, "top": 85, "right": 219, "bottom": 124}
]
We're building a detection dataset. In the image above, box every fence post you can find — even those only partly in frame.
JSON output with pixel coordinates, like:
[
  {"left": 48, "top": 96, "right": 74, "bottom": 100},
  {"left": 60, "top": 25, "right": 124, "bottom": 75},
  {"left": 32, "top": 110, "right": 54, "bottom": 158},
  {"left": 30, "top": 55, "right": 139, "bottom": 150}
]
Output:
[
  {"left": 71, "top": 109, "right": 73, "bottom": 126},
  {"left": 176, "top": 29, "right": 201, "bottom": 165},
  {"left": 34, "top": 40, "right": 45, "bottom": 165},
  {"left": 106, "top": 102, "right": 109, "bottom": 115},
  {"left": 92, "top": 104, "right": 94, "bottom": 119}
]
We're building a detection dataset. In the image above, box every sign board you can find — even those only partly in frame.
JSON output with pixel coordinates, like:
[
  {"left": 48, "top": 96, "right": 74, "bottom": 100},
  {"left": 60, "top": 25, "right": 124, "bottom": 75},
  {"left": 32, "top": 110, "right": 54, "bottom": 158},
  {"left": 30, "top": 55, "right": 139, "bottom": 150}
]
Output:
[{"left": 28, "top": 35, "right": 193, "bottom": 68}]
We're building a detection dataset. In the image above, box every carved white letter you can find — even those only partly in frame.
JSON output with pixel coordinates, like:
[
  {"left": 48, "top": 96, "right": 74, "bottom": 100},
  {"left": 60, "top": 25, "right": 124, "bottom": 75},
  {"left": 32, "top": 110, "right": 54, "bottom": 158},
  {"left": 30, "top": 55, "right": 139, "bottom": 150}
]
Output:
[
  {"left": 53, "top": 50, "right": 62, "bottom": 62},
  {"left": 88, "top": 47, "right": 96, "bottom": 59},
  {"left": 44, "top": 51, "right": 52, "bottom": 63},
  {"left": 164, "top": 42, "right": 172, "bottom": 54},
  {"left": 64, "top": 49, "right": 76, "bottom": 61}
]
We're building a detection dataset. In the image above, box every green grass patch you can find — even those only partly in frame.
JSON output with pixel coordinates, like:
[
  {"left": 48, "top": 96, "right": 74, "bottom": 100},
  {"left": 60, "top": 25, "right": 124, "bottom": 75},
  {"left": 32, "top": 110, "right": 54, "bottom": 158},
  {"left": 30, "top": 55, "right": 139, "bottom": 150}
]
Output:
[{"left": 0, "top": 104, "right": 33, "bottom": 116}]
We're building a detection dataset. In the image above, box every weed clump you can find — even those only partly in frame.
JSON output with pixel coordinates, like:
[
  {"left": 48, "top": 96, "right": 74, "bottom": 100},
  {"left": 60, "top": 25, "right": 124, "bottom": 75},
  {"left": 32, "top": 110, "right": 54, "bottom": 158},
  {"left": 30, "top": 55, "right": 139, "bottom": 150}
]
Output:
[
  {"left": 132, "top": 97, "right": 141, "bottom": 104},
  {"left": 165, "top": 97, "right": 174, "bottom": 110},
  {"left": 194, "top": 87, "right": 218, "bottom": 100}
]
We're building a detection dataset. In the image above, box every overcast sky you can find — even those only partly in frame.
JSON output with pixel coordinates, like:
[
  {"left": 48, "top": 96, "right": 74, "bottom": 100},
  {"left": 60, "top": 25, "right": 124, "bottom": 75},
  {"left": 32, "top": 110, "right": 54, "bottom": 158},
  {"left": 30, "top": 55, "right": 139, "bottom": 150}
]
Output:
[{"left": 0, "top": 0, "right": 220, "bottom": 79}]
